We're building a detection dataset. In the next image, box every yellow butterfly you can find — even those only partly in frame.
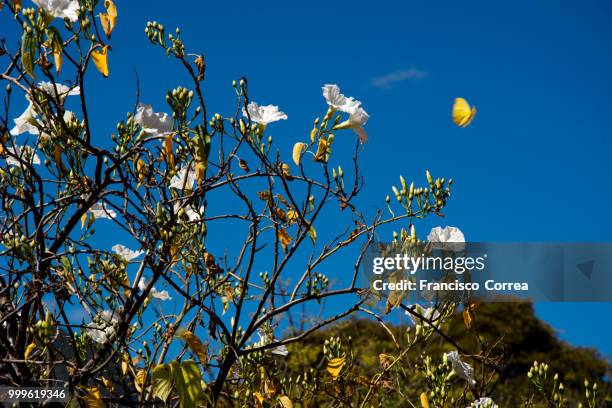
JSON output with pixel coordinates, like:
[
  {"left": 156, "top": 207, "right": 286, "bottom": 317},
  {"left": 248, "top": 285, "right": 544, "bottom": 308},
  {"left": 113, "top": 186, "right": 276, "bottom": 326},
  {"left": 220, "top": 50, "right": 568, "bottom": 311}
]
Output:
[{"left": 452, "top": 97, "right": 476, "bottom": 127}]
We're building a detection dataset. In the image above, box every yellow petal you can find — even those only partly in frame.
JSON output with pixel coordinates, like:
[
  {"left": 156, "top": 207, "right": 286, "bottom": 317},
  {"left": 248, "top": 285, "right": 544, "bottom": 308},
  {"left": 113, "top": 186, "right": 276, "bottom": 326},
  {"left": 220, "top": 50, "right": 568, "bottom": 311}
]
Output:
[
  {"left": 292, "top": 142, "right": 306, "bottom": 166},
  {"left": 326, "top": 356, "right": 346, "bottom": 380},
  {"left": 91, "top": 46, "right": 109, "bottom": 77},
  {"left": 82, "top": 386, "right": 104, "bottom": 408}
]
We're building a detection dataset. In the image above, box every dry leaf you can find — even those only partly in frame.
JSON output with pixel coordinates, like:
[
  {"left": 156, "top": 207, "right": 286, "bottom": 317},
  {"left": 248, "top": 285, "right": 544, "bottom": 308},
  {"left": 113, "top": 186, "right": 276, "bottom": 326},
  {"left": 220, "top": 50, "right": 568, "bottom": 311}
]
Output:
[
  {"left": 314, "top": 138, "right": 328, "bottom": 163},
  {"left": 98, "top": 0, "right": 117, "bottom": 37},
  {"left": 253, "top": 392, "right": 264, "bottom": 408},
  {"left": 194, "top": 55, "right": 205, "bottom": 82},
  {"left": 238, "top": 159, "right": 249, "bottom": 172},
  {"left": 162, "top": 135, "right": 174, "bottom": 169},
  {"left": 278, "top": 228, "right": 291, "bottom": 252},
  {"left": 24, "top": 342, "right": 37, "bottom": 360},
  {"left": 281, "top": 163, "right": 293, "bottom": 180},
  {"left": 278, "top": 395, "right": 293, "bottom": 408},
  {"left": 420, "top": 392, "right": 430, "bottom": 408},
  {"left": 82, "top": 386, "right": 103, "bottom": 408},
  {"left": 53, "top": 46, "right": 62, "bottom": 74},
  {"left": 100, "top": 376, "right": 115, "bottom": 393},
  {"left": 195, "top": 161, "right": 206, "bottom": 186},
  {"left": 462, "top": 309, "right": 473, "bottom": 330},
  {"left": 379, "top": 353, "right": 393, "bottom": 370},
  {"left": 292, "top": 142, "right": 306, "bottom": 165},
  {"left": 120, "top": 353, "right": 130, "bottom": 375},
  {"left": 177, "top": 330, "right": 208, "bottom": 364},
  {"left": 307, "top": 226, "right": 317, "bottom": 244},
  {"left": 286, "top": 209, "right": 298, "bottom": 224},
  {"left": 134, "top": 369, "right": 147, "bottom": 393},
  {"left": 91, "top": 46, "right": 109, "bottom": 77}
]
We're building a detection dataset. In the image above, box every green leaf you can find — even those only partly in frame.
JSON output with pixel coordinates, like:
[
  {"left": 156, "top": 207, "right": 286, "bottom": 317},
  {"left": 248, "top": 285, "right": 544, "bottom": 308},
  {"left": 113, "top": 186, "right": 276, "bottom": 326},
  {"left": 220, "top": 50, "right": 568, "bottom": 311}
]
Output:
[
  {"left": 21, "top": 29, "right": 36, "bottom": 78},
  {"left": 174, "top": 360, "right": 202, "bottom": 408},
  {"left": 152, "top": 361, "right": 176, "bottom": 402}
]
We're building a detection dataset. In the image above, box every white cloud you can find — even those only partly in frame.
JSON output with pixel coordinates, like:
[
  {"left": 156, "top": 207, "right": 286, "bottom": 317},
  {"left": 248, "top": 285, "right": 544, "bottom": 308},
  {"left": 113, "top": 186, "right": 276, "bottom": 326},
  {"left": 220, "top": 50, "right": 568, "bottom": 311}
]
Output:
[{"left": 371, "top": 67, "right": 429, "bottom": 89}]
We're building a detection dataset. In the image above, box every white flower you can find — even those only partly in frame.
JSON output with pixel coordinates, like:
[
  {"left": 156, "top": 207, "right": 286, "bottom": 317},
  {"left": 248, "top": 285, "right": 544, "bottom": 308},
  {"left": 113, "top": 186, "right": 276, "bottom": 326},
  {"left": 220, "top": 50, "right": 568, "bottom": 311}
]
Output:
[
  {"left": 112, "top": 244, "right": 144, "bottom": 261},
  {"left": 253, "top": 330, "right": 289, "bottom": 357},
  {"left": 428, "top": 226, "right": 466, "bottom": 251},
  {"left": 469, "top": 398, "right": 498, "bottom": 408},
  {"left": 169, "top": 164, "right": 197, "bottom": 190},
  {"left": 322, "top": 84, "right": 358, "bottom": 111},
  {"left": 242, "top": 102, "right": 287, "bottom": 126},
  {"left": 37, "top": 82, "right": 81, "bottom": 98},
  {"left": 90, "top": 202, "right": 117, "bottom": 220},
  {"left": 346, "top": 104, "right": 370, "bottom": 143},
  {"left": 325, "top": 84, "right": 370, "bottom": 142},
  {"left": 138, "top": 277, "right": 172, "bottom": 301},
  {"left": 4, "top": 145, "right": 41, "bottom": 166},
  {"left": 134, "top": 104, "right": 172, "bottom": 136},
  {"left": 445, "top": 351, "right": 476, "bottom": 386},
  {"left": 173, "top": 202, "right": 204, "bottom": 223},
  {"left": 406, "top": 304, "right": 441, "bottom": 326},
  {"left": 86, "top": 310, "right": 118, "bottom": 344},
  {"left": 32, "top": 0, "right": 80, "bottom": 21},
  {"left": 12, "top": 104, "right": 39, "bottom": 135},
  {"left": 11, "top": 82, "right": 80, "bottom": 136}
]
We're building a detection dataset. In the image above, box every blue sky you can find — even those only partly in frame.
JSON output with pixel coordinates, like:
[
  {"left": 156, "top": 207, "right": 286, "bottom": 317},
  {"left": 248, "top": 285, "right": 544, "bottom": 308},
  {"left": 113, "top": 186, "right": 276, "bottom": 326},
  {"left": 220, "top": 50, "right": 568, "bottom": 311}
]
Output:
[{"left": 5, "top": 0, "right": 612, "bottom": 358}]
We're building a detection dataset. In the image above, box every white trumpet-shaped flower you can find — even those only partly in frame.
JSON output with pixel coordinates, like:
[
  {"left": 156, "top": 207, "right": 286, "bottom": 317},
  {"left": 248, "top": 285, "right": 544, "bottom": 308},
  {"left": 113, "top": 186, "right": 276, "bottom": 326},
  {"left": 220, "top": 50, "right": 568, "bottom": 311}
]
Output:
[
  {"left": 428, "top": 226, "right": 466, "bottom": 251},
  {"left": 469, "top": 398, "right": 498, "bottom": 408},
  {"left": 242, "top": 102, "right": 287, "bottom": 126},
  {"left": 134, "top": 104, "right": 172, "bottom": 136},
  {"left": 325, "top": 84, "right": 370, "bottom": 142},
  {"left": 112, "top": 244, "right": 144, "bottom": 261},
  {"left": 173, "top": 202, "right": 204, "bottom": 223},
  {"left": 86, "top": 310, "right": 118, "bottom": 344},
  {"left": 445, "top": 351, "right": 476, "bottom": 386},
  {"left": 322, "top": 84, "right": 358, "bottom": 111},
  {"left": 138, "top": 277, "right": 172, "bottom": 301},
  {"left": 169, "top": 164, "right": 197, "bottom": 190},
  {"left": 90, "top": 202, "right": 117, "bottom": 220},
  {"left": 11, "top": 82, "right": 80, "bottom": 136},
  {"left": 4, "top": 145, "right": 41, "bottom": 167},
  {"left": 33, "top": 0, "right": 80, "bottom": 21},
  {"left": 253, "top": 330, "right": 289, "bottom": 356},
  {"left": 345, "top": 104, "right": 370, "bottom": 143},
  {"left": 405, "top": 304, "right": 441, "bottom": 327}
]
